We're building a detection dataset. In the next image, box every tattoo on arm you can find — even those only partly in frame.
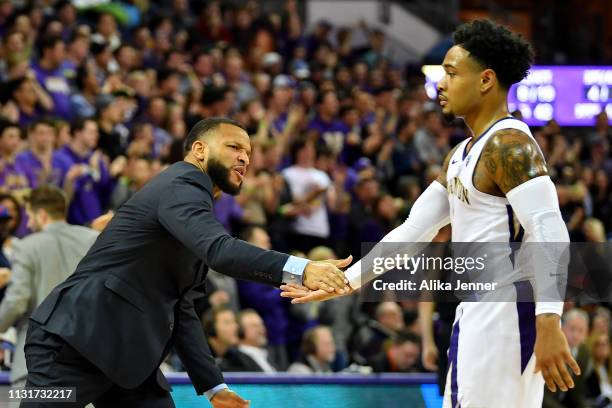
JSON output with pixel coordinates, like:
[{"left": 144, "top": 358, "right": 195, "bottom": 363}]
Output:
[{"left": 482, "top": 129, "right": 548, "bottom": 194}]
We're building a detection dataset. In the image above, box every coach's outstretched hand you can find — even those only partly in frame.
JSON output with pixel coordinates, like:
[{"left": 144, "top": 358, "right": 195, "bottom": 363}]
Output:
[
  {"left": 302, "top": 255, "right": 353, "bottom": 294},
  {"left": 211, "top": 389, "right": 250, "bottom": 408},
  {"left": 534, "top": 314, "right": 581, "bottom": 393}
]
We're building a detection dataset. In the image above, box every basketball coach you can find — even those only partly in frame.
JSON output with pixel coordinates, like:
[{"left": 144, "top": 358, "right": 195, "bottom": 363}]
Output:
[{"left": 20, "top": 118, "right": 351, "bottom": 408}]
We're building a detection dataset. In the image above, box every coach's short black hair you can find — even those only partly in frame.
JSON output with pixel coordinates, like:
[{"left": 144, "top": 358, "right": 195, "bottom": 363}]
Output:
[
  {"left": 453, "top": 19, "right": 534, "bottom": 90},
  {"left": 183, "top": 117, "right": 246, "bottom": 153}
]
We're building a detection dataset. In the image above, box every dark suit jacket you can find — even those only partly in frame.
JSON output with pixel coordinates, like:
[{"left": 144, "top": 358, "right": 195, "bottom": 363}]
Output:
[
  {"left": 30, "top": 161, "right": 289, "bottom": 394},
  {"left": 219, "top": 348, "right": 264, "bottom": 372}
]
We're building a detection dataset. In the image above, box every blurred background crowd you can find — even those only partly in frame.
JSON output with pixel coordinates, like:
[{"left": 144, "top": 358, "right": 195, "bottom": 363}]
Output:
[{"left": 0, "top": 0, "right": 610, "bottom": 406}]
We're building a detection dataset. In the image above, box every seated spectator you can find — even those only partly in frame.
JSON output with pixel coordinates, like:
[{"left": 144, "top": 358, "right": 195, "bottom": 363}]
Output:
[
  {"left": 368, "top": 332, "right": 423, "bottom": 373},
  {"left": 353, "top": 302, "right": 405, "bottom": 363},
  {"left": 288, "top": 325, "right": 336, "bottom": 374},
  {"left": 202, "top": 305, "right": 263, "bottom": 372},
  {"left": 310, "top": 246, "right": 363, "bottom": 369},
  {"left": 234, "top": 309, "right": 279, "bottom": 373},
  {"left": 543, "top": 308, "right": 590, "bottom": 408},
  {"left": 586, "top": 331, "right": 612, "bottom": 405},
  {"left": 591, "top": 307, "right": 611, "bottom": 337}
]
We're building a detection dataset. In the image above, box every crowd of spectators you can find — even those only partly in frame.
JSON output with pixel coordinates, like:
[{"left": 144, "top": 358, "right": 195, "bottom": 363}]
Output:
[{"left": 0, "top": 0, "right": 611, "bottom": 403}]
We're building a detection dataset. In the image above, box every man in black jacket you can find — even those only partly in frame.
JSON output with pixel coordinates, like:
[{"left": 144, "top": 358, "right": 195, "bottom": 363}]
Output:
[{"left": 21, "top": 117, "right": 351, "bottom": 408}]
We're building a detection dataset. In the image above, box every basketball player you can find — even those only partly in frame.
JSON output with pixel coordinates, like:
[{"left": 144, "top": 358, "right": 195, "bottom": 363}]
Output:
[{"left": 280, "top": 20, "right": 580, "bottom": 407}]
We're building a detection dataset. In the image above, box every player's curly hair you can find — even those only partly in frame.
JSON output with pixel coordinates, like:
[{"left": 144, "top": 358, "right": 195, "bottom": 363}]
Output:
[{"left": 453, "top": 19, "right": 534, "bottom": 90}]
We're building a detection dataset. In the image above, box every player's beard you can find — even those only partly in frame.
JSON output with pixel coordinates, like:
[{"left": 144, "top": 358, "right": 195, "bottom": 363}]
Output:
[
  {"left": 207, "top": 157, "right": 242, "bottom": 196},
  {"left": 442, "top": 110, "right": 456, "bottom": 124}
]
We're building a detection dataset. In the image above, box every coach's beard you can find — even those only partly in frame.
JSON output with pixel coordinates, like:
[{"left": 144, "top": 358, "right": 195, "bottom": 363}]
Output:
[{"left": 207, "top": 158, "right": 242, "bottom": 196}]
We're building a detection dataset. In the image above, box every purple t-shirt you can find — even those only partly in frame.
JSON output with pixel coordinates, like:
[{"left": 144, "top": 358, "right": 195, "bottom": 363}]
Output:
[
  {"left": 18, "top": 106, "right": 44, "bottom": 128},
  {"left": 0, "top": 157, "right": 29, "bottom": 191},
  {"left": 31, "top": 63, "right": 73, "bottom": 120},
  {"left": 55, "top": 145, "right": 113, "bottom": 225},
  {"left": 272, "top": 112, "right": 288, "bottom": 134},
  {"left": 14, "top": 150, "right": 63, "bottom": 188},
  {"left": 308, "top": 116, "right": 348, "bottom": 153}
]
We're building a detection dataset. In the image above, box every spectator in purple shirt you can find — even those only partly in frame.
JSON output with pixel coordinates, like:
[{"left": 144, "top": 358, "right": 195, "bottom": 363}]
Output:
[
  {"left": 55, "top": 118, "right": 113, "bottom": 225},
  {"left": 31, "top": 36, "right": 72, "bottom": 120},
  {"left": 2, "top": 75, "right": 54, "bottom": 128},
  {"left": 14, "top": 118, "right": 63, "bottom": 188},
  {"left": 0, "top": 118, "right": 28, "bottom": 192},
  {"left": 308, "top": 90, "right": 345, "bottom": 154}
]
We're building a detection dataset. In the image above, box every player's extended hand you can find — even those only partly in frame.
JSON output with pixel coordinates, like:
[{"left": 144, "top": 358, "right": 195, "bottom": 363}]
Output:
[
  {"left": 302, "top": 255, "right": 353, "bottom": 294},
  {"left": 280, "top": 282, "right": 354, "bottom": 303},
  {"left": 210, "top": 389, "right": 250, "bottom": 408},
  {"left": 534, "top": 314, "right": 581, "bottom": 392}
]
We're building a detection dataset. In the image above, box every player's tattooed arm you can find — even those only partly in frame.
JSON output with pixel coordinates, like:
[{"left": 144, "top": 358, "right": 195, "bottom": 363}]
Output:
[
  {"left": 481, "top": 129, "right": 548, "bottom": 194},
  {"left": 436, "top": 144, "right": 461, "bottom": 188}
]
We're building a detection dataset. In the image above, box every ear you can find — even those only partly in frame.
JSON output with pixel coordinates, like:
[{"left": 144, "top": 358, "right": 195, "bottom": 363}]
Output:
[
  {"left": 480, "top": 69, "right": 496, "bottom": 93},
  {"left": 192, "top": 139, "right": 209, "bottom": 163}
]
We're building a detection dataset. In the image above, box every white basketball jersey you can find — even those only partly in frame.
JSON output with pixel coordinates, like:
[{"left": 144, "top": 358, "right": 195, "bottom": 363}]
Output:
[
  {"left": 446, "top": 116, "right": 542, "bottom": 287},
  {"left": 446, "top": 116, "right": 540, "bottom": 242}
]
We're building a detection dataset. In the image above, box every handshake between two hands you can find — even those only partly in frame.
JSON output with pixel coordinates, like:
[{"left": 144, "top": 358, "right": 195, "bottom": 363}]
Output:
[{"left": 280, "top": 255, "right": 355, "bottom": 304}]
